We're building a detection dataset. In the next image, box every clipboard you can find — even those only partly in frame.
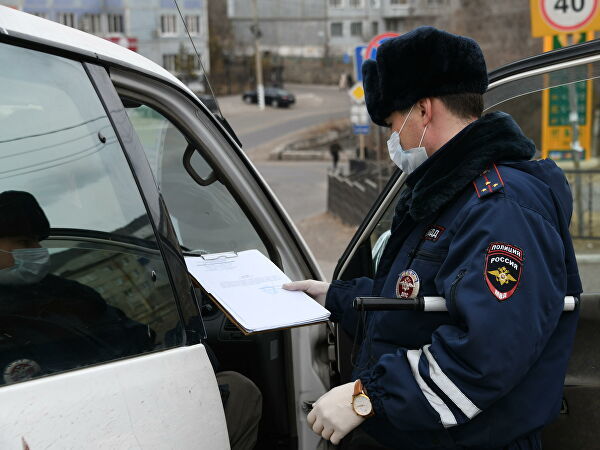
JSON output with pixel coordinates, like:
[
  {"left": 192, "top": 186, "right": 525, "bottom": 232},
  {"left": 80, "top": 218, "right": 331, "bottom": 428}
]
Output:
[{"left": 185, "top": 249, "right": 330, "bottom": 335}]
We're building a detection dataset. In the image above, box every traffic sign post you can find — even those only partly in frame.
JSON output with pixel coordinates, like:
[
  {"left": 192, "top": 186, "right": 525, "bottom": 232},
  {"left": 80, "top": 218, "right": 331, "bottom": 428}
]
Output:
[
  {"left": 354, "top": 45, "right": 366, "bottom": 82},
  {"left": 541, "top": 33, "right": 593, "bottom": 162},
  {"left": 530, "top": 0, "right": 600, "bottom": 36},
  {"left": 348, "top": 82, "right": 365, "bottom": 104},
  {"left": 351, "top": 33, "right": 399, "bottom": 158},
  {"left": 352, "top": 125, "right": 370, "bottom": 135},
  {"left": 365, "top": 32, "right": 399, "bottom": 60},
  {"left": 351, "top": 103, "right": 370, "bottom": 158}
]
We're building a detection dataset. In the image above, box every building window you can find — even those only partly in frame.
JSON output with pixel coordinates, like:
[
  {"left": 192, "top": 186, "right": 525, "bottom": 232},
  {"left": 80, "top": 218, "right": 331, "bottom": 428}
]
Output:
[
  {"left": 385, "top": 18, "right": 401, "bottom": 31},
  {"left": 107, "top": 14, "right": 124, "bottom": 33},
  {"left": 161, "top": 15, "right": 177, "bottom": 34},
  {"left": 390, "top": 0, "right": 407, "bottom": 4},
  {"left": 330, "top": 22, "right": 343, "bottom": 37},
  {"left": 163, "top": 54, "right": 177, "bottom": 71},
  {"left": 57, "top": 13, "right": 76, "bottom": 28},
  {"left": 371, "top": 21, "right": 379, "bottom": 36},
  {"left": 350, "top": 22, "right": 363, "bottom": 36},
  {"left": 80, "top": 13, "right": 102, "bottom": 33},
  {"left": 185, "top": 15, "right": 200, "bottom": 34},
  {"left": 30, "top": 12, "right": 47, "bottom": 19},
  {"left": 329, "top": 0, "right": 343, "bottom": 7},
  {"left": 349, "top": 0, "right": 363, "bottom": 6}
]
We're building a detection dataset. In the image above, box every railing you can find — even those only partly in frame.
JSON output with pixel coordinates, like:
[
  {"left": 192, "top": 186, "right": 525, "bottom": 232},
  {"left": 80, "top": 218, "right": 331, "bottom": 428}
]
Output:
[{"left": 563, "top": 169, "right": 600, "bottom": 240}]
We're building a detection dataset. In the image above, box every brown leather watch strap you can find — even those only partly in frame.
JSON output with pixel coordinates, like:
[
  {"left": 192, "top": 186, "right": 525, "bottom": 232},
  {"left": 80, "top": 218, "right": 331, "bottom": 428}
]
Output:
[{"left": 353, "top": 379, "right": 363, "bottom": 396}]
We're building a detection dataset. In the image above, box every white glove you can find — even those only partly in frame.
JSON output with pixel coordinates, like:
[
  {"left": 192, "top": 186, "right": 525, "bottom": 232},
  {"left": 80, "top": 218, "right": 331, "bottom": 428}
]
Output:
[
  {"left": 307, "top": 382, "right": 365, "bottom": 445},
  {"left": 282, "top": 279, "right": 330, "bottom": 306}
]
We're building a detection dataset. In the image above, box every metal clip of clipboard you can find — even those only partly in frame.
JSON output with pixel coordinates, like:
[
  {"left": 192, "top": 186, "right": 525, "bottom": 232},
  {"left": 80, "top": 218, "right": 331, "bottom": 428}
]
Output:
[{"left": 198, "top": 251, "right": 239, "bottom": 262}]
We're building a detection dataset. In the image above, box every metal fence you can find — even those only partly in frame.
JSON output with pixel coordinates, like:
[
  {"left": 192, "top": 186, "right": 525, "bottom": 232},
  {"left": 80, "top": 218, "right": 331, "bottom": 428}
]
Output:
[
  {"left": 327, "top": 160, "right": 395, "bottom": 226},
  {"left": 563, "top": 169, "right": 600, "bottom": 240}
]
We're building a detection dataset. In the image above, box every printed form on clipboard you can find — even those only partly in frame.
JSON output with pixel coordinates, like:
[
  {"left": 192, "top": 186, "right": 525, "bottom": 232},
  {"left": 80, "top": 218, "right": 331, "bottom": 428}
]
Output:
[{"left": 185, "top": 249, "right": 330, "bottom": 335}]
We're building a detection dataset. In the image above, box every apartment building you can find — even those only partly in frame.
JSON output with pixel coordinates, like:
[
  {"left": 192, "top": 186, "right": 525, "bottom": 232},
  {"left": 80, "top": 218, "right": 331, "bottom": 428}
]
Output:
[
  {"left": 226, "top": 0, "right": 448, "bottom": 57},
  {"left": 1, "top": 0, "right": 210, "bottom": 80}
]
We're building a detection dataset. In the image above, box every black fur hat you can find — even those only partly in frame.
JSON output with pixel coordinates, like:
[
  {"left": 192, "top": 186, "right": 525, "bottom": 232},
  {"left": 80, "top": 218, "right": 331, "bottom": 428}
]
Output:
[
  {"left": 0, "top": 191, "right": 50, "bottom": 240},
  {"left": 362, "top": 26, "right": 489, "bottom": 127}
]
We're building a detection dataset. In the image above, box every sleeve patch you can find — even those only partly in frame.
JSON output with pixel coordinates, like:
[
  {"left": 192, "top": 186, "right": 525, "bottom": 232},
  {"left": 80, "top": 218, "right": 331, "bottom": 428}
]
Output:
[
  {"left": 423, "top": 225, "right": 446, "bottom": 242},
  {"left": 484, "top": 242, "right": 523, "bottom": 301}
]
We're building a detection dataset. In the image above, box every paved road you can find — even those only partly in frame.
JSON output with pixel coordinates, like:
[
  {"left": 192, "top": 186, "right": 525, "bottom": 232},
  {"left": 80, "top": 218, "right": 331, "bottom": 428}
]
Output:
[
  {"left": 254, "top": 160, "right": 331, "bottom": 223},
  {"left": 218, "top": 84, "right": 350, "bottom": 151}
]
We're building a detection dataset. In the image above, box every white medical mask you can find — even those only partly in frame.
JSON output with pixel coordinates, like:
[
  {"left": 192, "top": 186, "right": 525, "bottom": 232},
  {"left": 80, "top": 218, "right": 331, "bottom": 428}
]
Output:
[
  {"left": 0, "top": 247, "right": 50, "bottom": 286},
  {"left": 387, "top": 104, "right": 429, "bottom": 174}
]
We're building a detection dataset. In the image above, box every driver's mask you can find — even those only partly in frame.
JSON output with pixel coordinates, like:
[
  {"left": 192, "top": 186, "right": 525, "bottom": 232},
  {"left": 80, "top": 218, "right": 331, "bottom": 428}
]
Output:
[{"left": 0, "top": 247, "right": 50, "bottom": 285}]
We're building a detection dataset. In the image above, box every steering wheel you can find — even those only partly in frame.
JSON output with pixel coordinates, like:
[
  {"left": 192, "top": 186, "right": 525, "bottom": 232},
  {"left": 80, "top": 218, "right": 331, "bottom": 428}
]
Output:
[{"left": 0, "top": 314, "right": 117, "bottom": 384}]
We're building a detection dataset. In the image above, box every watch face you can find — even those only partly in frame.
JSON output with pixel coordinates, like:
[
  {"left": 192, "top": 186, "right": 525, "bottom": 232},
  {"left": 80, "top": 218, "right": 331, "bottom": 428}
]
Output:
[{"left": 353, "top": 394, "right": 373, "bottom": 416}]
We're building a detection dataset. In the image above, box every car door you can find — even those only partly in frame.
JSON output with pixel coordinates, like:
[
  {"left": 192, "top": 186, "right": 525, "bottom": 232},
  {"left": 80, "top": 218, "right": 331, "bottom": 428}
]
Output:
[
  {"left": 0, "top": 39, "right": 230, "bottom": 448},
  {"left": 106, "top": 64, "right": 332, "bottom": 449},
  {"left": 332, "top": 41, "right": 600, "bottom": 448}
]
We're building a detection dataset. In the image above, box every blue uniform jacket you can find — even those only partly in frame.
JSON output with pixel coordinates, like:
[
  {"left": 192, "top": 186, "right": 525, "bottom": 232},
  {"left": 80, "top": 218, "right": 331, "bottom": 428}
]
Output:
[{"left": 326, "top": 112, "right": 582, "bottom": 449}]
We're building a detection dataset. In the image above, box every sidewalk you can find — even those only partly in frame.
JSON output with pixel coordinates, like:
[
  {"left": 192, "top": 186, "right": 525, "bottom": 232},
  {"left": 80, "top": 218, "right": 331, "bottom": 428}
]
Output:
[{"left": 297, "top": 212, "right": 357, "bottom": 281}]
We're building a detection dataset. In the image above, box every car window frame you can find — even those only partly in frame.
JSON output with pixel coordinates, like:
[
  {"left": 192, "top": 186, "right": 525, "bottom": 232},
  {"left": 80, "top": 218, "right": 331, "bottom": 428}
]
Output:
[
  {"left": 109, "top": 67, "right": 320, "bottom": 275},
  {"left": 0, "top": 40, "right": 201, "bottom": 386},
  {"left": 121, "top": 99, "right": 272, "bottom": 258},
  {"left": 83, "top": 63, "right": 203, "bottom": 345}
]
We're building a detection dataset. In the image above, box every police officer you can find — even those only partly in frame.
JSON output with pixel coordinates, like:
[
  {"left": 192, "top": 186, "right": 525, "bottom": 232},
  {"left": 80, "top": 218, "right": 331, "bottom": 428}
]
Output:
[{"left": 284, "top": 27, "right": 581, "bottom": 449}]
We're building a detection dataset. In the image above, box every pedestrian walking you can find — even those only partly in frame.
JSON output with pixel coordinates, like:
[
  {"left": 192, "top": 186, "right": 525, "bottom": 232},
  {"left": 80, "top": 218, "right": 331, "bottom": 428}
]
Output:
[
  {"left": 284, "top": 26, "right": 581, "bottom": 450},
  {"left": 329, "top": 142, "right": 341, "bottom": 172}
]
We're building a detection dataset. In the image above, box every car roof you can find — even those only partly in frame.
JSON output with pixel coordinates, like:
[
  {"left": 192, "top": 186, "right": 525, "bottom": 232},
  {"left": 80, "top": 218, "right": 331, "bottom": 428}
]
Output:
[{"left": 0, "top": 6, "right": 198, "bottom": 101}]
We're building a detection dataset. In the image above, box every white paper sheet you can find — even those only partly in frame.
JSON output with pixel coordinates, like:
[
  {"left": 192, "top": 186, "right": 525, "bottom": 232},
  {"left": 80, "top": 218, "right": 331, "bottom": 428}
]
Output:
[{"left": 185, "top": 249, "right": 330, "bottom": 333}]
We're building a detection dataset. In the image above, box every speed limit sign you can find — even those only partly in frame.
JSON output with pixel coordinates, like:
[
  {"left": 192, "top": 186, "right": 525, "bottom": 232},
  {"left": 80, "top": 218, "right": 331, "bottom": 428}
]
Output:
[{"left": 531, "top": 0, "right": 600, "bottom": 36}]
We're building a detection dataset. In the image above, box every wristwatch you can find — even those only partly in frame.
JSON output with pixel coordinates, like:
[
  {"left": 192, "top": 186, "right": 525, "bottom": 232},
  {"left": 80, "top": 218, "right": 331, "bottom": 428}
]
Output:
[{"left": 352, "top": 379, "right": 375, "bottom": 417}]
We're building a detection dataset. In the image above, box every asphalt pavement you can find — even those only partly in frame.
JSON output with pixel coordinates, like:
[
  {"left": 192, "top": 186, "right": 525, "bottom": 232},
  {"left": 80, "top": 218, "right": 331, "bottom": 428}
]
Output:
[
  {"left": 217, "top": 84, "right": 357, "bottom": 279},
  {"left": 218, "top": 84, "right": 351, "bottom": 151}
]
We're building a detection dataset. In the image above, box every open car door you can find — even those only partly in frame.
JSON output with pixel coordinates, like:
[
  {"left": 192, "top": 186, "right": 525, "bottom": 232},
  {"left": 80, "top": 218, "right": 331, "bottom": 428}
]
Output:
[{"left": 332, "top": 40, "right": 600, "bottom": 448}]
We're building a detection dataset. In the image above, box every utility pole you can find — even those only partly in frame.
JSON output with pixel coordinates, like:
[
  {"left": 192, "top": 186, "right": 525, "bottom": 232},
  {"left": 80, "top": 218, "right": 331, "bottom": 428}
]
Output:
[{"left": 251, "top": 0, "right": 265, "bottom": 110}]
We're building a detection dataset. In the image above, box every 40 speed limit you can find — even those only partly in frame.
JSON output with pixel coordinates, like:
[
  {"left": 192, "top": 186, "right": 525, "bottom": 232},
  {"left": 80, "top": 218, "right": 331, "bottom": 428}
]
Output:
[{"left": 541, "top": 0, "right": 599, "bottom": 31}]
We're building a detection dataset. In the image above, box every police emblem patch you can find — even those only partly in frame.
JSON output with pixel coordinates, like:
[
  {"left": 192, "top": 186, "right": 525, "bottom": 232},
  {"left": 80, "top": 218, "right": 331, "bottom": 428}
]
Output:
[
  {"left": 396, "top": 269, "right": 420, "bottom": 299},
  {"left": 485, "top": 242, "right": 523, "bottom": 301}
]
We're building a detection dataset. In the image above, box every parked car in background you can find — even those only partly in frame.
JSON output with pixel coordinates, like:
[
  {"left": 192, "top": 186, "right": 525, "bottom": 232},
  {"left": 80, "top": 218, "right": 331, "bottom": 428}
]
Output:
[{"left": 242, "top": 87, "right": 296, "bottom": 107}]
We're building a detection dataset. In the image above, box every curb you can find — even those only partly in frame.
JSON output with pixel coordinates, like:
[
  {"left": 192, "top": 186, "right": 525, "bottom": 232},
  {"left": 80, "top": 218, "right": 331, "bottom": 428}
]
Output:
[{"left": 268, "top": 118, "right": 351, "bottom": 161}]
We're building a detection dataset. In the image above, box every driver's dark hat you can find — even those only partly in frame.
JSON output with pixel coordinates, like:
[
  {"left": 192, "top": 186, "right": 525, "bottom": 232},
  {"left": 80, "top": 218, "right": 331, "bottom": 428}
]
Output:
[
  {"left": 0, "top": 191, "right": 50, "bottom": 240},
  {"left": 362, "top": 26, "right": 489, "bottom": 127}
]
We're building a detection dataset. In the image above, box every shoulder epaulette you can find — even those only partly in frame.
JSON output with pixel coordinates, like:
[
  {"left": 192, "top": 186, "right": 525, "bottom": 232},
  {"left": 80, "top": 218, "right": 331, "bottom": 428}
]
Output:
[{"left": 473, "top": 163, "right": 505, "bottom": 198}]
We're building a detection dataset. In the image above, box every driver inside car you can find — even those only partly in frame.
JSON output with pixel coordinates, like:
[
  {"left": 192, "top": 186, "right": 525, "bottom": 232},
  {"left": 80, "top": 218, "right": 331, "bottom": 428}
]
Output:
[
  {"left": 0, "top": 190, "right": 262, "bottom": 450},
  {"left": 0, "top": 190, "right": 154, "bottom": 384}
]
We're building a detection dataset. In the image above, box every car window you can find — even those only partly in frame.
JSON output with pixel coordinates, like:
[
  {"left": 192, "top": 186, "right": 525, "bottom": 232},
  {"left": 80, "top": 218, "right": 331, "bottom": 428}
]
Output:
[
  {"left": 368, "top": 184, "right": 409, "bottom": 273},
  {"left": 487, "top": 58, "right": 600, "bottom": 293},
  {"left": 0, "top": 43, "right": 183, "bottom": 385},
  {"left": 125, "top": 104, "right": 268, "bottom": 256}
]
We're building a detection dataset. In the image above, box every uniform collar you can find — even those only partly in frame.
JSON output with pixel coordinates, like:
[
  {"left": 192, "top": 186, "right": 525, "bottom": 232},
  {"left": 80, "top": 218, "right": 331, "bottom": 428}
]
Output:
[{"left": 401, "top": 111, "right": 536, "bottom": 221}]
